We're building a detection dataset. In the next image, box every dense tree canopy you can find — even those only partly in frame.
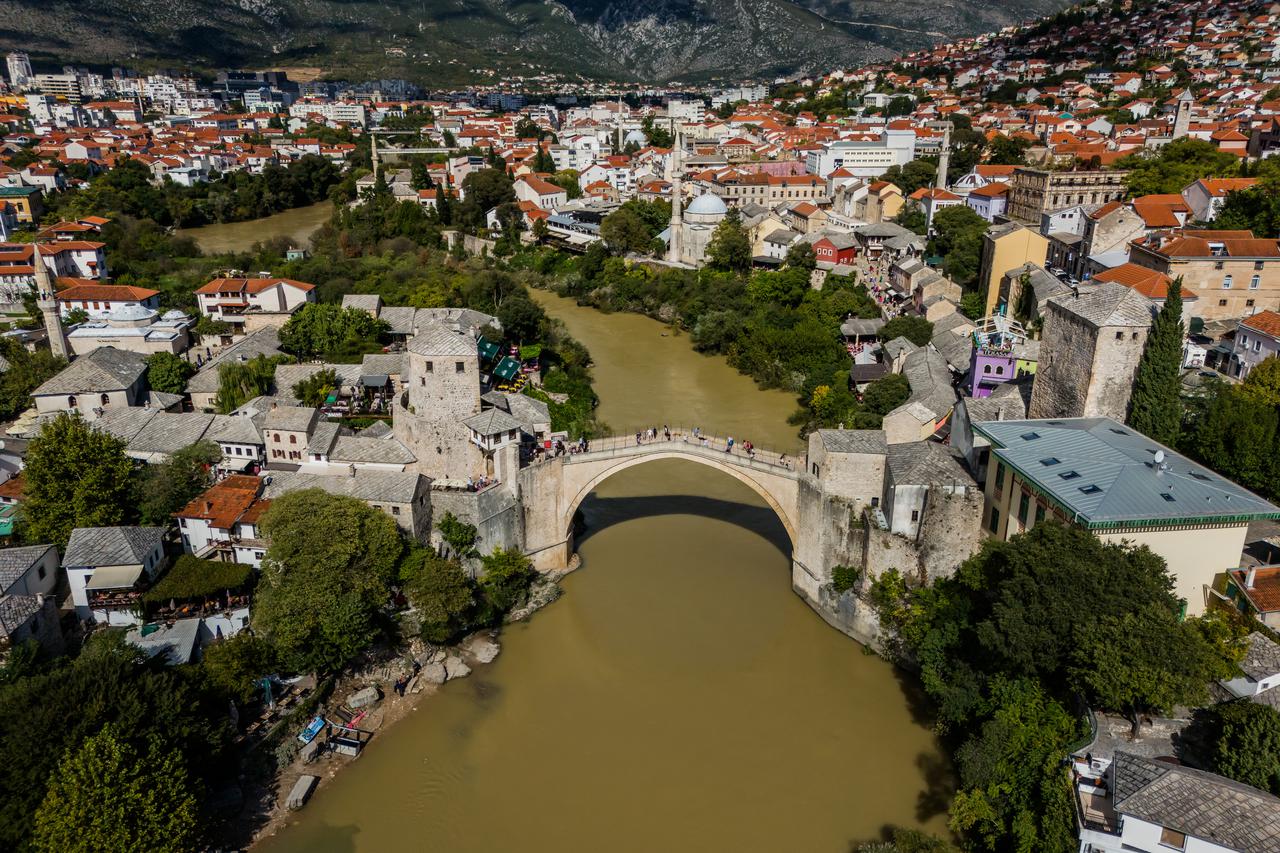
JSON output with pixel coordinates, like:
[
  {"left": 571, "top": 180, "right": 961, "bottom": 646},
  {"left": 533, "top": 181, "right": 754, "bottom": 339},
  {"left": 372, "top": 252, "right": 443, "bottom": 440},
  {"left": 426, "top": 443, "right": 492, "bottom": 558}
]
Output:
[
  {"left": 135, "top": 441, "right": 220, "bottom": 526},
  {"left": 1127, "top": 280, "right": 1183, "bottom": 445},
  {"left": 279, "top": 303, "right": 388, "bottom": 361},
  {"left": 254, "top": 489, "right": 404, "bottom": 673},
  {"left": 145, "top": 352, "right": 197, "bottom": 395},
  {"left": 33, "top": 725, "right": 200, "bottom": 853},
  {"left": 22, "top": 414, "right": 135, "bottom": 546},
  {"left": 1118, "top": 138, "right": 1240, "bottom": 198}
]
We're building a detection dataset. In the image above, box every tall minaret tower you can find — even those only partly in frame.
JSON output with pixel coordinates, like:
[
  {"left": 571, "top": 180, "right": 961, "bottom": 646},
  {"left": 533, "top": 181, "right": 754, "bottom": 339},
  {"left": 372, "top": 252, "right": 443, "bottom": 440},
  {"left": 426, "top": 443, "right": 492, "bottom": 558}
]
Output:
[
  {"left": 33, "top": 244, "right": 69, "bottom": 360},
  {"left": 370, "top": 132, "right": 381, "bottom": 180},
  {"left": 1172, "top": 89, "right": 1194, "bottom": 140},
  {"left": 935, "top": 121, "right": 952, "bottom": 191},
  {"left": 666, "top": 129, "right": 684, "bottom": 265}
]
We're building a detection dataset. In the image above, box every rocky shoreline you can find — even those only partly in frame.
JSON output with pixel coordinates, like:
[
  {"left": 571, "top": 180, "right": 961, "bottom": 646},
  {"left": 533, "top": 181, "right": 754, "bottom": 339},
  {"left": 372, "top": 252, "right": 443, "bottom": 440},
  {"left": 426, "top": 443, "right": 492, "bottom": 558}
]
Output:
[{"left": 246, "top": 562, "right": 576, "bottom": 847}]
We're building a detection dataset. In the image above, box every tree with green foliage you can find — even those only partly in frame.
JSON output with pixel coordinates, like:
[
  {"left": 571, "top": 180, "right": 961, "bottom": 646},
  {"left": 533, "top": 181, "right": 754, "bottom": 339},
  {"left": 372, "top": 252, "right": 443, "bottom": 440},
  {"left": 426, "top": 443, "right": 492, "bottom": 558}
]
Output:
[
  {"left": 280, "top": 303, "right": 387, "bottom": 361},
  {"left": 930, "top": 205, "right": 989, "bottom": 287},
  {"left": 405, "top": 552, "right": 476, "bottom": 643},
  {"left": 479, "top": 547, "right": 535, "bottom": 611},
  {"left": 0, "top": 634, "right": 234, "bottom": 852},
  {"left": 600, "top": 206, "right": 657, "bottom": 254},
  {"left": 785, "top": 241, "right": 817, "bottom": 272},
  {"left": 436, "top": 511, "right": 479, "bottom": 559},
  {"left": 496, "top": 291, "right": 548, "bottom": 344},
  {"left": 948, "top": 677, "right": 1081, "bottom": 852},
  {"left": 862, "top": 373, "right": 911, "bottom": 415},
  {"left": 0, "top": 337, "right": 65, "bottom": 422},
  {"left": 881, "top": 159, "right": 938, "bottom": 197},
  {"left": 32, "top": 725, "right": 200, "bottom": 853},
  {"left": 879, "top": 315, "right": 934, "bottom": 347},
  {"left": 1240, "top": 355, "right": 1280, "bottom": 406},
  {"left": 986, "top": 134, "right": 1032, "bottom": 166},
  {"left": 202, "top": 634, "right": 277, "bottom": 705},
  {"left": 145, "top": 352, "right": 196, "bottom": 395},
  {"left": 1183, "top": 701, "right": 1280, "bottom": 795},
  {"left": 292, "top": 367, "right": 340, "bottom": 408},
  {"left": 1183, "top": 379, "right": 1279, "bottom": 498},
  {"left": 459, "top": 168, "right": 516, "bottom": 229},
  {"left": 1118, "top": 137, "right": 1240, "bottom": 197},
  {"left": 1012, "top": 271, "right": 1036, "bottom": 323},
  {"left": 253, "top": 489, "right": 404, "bottom": 673},
  {"left": 22, "top": 413, "right": 135, "bottom": 546},
  {"left": 1127, "top": 279, "right": 1183, "bottom": 445},
  {"left": 1071, "top": 607, "right": 1230, "bottom": 735},
  {"left": 894, "top": 201, "right": 928, "bottom": 236},
  {"left": 215, "top": 354, "right": 288, "bottom": 414},
  {"left": 135, "top": 441, "right": 220, "bottom": 526},
  {"left": 705, "top": 208, "right": 752, "bottom": 273}
]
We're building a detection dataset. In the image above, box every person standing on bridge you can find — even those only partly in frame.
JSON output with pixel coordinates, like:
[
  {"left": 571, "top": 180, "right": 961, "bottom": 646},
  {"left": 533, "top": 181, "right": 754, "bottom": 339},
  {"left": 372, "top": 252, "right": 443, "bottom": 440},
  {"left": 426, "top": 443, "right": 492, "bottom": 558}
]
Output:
[
  {"left": 635, "top": 431, "right": 642, "bottom": 446},
  {"left": 663, "top": 425, "right": 670, "bottom": 441},
  {"left": 726, "top": 436, "right": 735, "bottom": 453}
]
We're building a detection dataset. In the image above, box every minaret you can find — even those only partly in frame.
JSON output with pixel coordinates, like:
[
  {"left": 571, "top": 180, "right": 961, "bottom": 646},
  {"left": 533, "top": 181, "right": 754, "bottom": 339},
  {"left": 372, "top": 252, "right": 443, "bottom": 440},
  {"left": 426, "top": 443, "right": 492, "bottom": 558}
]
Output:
[
  {"left": 34, "top": 244, "right": 69, "bottom": 360},
  {"left": 1172, "top": 90, "right": 1194, "bottom": 140},
  {"left": 667, "top": 130, "right": 684, "bottom": 265},
  {"left": 935, "top": 121, "right": 952, "bottom": 190},
  {"left": 370, "top": 132, "right": 381, "bottom": 179}
]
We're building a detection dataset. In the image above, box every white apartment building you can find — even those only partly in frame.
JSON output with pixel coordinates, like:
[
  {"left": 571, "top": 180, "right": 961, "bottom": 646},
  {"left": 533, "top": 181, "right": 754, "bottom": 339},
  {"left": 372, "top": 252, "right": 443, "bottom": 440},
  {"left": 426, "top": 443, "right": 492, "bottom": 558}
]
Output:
[
  {"left": 806, "top": 131, "right": 917, "bottom": 179},
  {"left": 194, "top": 276, "right": 316, "bottom": 326},
  {"left": 6, "top": 52, "right": 32, "bottom": 89}
]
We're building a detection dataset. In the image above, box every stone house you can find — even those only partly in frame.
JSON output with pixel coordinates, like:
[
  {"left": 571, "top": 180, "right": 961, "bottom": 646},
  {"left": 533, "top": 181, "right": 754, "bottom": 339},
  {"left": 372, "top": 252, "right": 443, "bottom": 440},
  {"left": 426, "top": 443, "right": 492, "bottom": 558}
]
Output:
[
  {"left": 1127, "top": 230, "right": 1280, "bottom": 322},
  {"left": 31, "top": 346, "right": 152, "bottom": 421},
  {"left": 883, "top": 442, "right": 976, "bottom": 540},
  {"left": 63, "top": 526, "right": 167, "bottom": 626},
  {"left": 805, "top": 430, "right": 887, "bottom": 516}
]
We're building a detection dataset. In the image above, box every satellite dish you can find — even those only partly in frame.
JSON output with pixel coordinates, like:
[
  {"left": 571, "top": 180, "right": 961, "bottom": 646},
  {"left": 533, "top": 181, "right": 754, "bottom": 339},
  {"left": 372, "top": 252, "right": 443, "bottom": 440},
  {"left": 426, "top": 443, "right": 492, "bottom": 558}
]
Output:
[{"left": 1154, "top": 450, "right": 1166, "bottom": 464}]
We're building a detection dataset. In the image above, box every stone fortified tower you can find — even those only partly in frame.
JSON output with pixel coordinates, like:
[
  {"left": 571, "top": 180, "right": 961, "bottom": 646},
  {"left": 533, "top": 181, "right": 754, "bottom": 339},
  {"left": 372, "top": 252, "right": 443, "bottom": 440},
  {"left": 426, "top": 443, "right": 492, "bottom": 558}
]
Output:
[
  {"left": 392, "top": 324, "right": 483, "bottom": 482},
  {"left": 33, "top": 243, "right": 69, "bottom": 360}
]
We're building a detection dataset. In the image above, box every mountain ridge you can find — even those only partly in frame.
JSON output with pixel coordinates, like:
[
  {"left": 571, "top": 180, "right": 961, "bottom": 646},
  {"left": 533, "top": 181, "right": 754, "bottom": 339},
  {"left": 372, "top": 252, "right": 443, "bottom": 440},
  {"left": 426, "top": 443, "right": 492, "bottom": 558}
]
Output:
[{"left": 0, "top": 0, "right": 1072, "bottom": 83}]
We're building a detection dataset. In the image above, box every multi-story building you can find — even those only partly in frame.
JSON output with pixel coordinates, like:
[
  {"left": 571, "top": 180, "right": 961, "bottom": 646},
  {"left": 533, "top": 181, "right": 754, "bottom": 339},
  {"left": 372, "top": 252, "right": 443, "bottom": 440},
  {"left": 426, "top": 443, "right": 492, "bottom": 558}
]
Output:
[
  {"left": 1128, "top": 229, "right": 1280, "bottom": 321},
  {"left": 805, "top": 132, "right": 917, "bottom": 179},
  {"left": 975, "top": 417, "right": 1280, "bottom": 615},
  {"left": 194, "top": 275, "right": 316, "bottom": 330},
  {"left": 1006, "top": 167, "right": 1129, "bottom": 225},
  {"left": 978, "top": 221, "right": 1049, "bottom": 315},
  {"left": 33, "top": 73, "right": 81, "bottom": 104},
  {"left": 704, "top": 173, "right": 825, "bottom": 208}
]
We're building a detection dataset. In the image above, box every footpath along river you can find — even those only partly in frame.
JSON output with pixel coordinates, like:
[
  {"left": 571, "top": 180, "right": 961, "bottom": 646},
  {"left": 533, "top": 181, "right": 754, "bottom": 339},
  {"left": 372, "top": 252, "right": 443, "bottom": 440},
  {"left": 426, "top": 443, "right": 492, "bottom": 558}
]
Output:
[{"left": 259, "top": 289, "right": 951, "bottom": 852}]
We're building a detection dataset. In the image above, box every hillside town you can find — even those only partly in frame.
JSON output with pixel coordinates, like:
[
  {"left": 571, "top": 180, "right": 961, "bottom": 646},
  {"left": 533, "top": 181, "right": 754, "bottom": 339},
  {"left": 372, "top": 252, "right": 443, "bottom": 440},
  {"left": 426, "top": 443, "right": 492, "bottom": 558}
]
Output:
[{"left": 6, "top": 0, "right": 1280, "bottom": 850}]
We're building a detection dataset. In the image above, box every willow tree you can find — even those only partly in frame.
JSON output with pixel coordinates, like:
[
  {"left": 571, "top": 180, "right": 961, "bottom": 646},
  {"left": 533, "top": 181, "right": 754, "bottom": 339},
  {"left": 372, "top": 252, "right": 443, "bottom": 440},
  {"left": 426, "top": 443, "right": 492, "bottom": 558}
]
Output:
[{"left": 1127, "top": 278, "right": 1184, "bottom": 445}]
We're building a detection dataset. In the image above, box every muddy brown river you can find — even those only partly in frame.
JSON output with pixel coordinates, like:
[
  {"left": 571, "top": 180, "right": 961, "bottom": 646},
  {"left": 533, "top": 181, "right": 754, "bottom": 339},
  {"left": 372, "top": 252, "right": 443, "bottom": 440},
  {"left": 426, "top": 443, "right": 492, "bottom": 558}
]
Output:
[
  {"left": 178, "top": 202, "right": 333, "bottom": 255},
  {"left": 259, "top": 287, "right": 950, "bottom": 852}
]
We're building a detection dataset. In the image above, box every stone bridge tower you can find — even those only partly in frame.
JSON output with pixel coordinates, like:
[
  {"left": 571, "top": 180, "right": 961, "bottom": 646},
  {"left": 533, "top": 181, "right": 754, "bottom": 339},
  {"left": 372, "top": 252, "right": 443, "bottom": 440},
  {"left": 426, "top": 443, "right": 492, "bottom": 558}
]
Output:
[{"left": 393, "top": 325, "right": 483, "bottom": 482}]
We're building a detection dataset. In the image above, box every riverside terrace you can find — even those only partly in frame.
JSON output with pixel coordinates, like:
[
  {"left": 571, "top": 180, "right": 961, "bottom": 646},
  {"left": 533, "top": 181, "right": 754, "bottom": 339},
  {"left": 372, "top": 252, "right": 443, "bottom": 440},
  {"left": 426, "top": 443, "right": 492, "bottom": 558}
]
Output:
[{"left": 974, "top": 416, "right": 1280, "bottom": 615}]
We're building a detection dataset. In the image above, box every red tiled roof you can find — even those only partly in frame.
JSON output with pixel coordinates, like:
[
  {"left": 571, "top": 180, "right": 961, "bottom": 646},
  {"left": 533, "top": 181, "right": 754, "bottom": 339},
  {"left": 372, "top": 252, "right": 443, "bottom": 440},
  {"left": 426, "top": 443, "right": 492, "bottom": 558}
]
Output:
[
  {"left": 1093, "top": 263, "right": 1194, "bottom": 300},
  {"left": 1230, "top": 566, "right": 1280, "bottom": 614},
  {"left": 175, "top": 475, "right": 265, "bottom": 530},
  {"left": 195, "top": 277, "right": 316, "bottom": 295},
  {"left": 1241, "top": 310, "right": 1280, "bottom": 340},
  {"left": 56, "top": 283, "right": 158, "bottom": 302}
]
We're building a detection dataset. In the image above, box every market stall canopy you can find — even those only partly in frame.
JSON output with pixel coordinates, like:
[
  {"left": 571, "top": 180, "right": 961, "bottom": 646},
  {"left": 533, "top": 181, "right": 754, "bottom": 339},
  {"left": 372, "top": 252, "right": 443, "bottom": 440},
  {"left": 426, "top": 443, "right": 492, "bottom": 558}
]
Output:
[{"left": 493, "top": 356, "right": 521, "bottom": 382}]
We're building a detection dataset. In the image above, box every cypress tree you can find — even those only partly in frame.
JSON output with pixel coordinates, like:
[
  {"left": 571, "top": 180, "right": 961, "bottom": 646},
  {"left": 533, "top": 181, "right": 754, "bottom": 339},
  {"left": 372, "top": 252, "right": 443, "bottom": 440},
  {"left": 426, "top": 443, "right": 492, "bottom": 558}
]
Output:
[{"left": 1127, "top": 277, "right": 1184, "bottom": 444}]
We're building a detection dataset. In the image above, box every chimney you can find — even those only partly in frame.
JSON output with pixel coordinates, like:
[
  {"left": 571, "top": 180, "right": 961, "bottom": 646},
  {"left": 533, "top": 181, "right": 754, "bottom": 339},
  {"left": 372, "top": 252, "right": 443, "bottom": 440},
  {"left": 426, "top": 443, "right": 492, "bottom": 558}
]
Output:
[
  {"left": 205, "top": 500, "right": 214, "bottom": 512},
  {"left": 1247, "top": 566, "right": 1258, "bottom": 590}
]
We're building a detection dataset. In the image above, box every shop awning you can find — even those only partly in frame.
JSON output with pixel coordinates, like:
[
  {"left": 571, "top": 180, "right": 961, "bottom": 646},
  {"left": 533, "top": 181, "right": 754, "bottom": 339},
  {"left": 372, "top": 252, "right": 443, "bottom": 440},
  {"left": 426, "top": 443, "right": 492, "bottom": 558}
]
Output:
[
  {"left": 493, "top": 356, "right": 521, "bottom": 381},
  {"left": 477, "top": 336, "right": 501, "bottom": 362},
  {"left": 86, "top": 565, "right": 144, "bottom": 590}
]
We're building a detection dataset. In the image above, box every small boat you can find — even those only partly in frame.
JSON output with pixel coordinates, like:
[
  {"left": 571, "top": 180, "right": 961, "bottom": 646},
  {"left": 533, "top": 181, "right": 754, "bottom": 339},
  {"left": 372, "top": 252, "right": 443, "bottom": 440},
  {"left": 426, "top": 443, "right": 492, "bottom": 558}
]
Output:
[{"left": 297, "top": 715, "right": 325, "bottom": 745}]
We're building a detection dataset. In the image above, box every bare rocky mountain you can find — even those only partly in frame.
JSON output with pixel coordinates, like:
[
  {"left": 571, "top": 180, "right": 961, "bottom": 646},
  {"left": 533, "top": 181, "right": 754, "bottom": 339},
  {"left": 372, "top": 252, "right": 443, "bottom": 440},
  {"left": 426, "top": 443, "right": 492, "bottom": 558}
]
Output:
[{"left": 0, "top": 0, "right": 1070, "bottom": 82}]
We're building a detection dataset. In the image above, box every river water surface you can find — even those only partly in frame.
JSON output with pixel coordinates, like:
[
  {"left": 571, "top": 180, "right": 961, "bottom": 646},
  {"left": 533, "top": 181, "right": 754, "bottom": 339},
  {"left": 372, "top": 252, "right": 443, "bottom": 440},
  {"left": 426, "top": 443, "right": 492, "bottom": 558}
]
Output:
[
  {"left": 178, "top": 202, "right": 333, "bottom": 255},
  {"left": 259, "top": 287, "right": 950, "bottom": 852}
]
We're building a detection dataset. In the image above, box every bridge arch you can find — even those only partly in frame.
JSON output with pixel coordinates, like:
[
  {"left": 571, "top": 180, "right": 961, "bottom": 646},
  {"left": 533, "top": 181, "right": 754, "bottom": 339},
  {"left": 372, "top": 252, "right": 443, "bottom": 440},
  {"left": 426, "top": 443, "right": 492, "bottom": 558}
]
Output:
[{"left": 556, "top": 447, "right": 802, "bottom": 552}]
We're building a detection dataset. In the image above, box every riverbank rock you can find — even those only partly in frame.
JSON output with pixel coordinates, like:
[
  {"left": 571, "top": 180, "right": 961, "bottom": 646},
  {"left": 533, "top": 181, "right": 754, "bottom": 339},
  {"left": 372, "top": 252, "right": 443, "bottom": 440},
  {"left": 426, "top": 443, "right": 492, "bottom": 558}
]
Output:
[
  {"left": 444, "top": 655, "right": 471, "bottom": 680},
  {"left": 463, "top": 633, "right": 500, "bottom": 664},
  {"left": 421, "top": 662, "right": 447, "bottom": 685},
  {"left": 346, "top": 686, "right": 380, "bottom": 709},
  {"left": 507, "top": 579, "right": 562, "bottom": 622}
]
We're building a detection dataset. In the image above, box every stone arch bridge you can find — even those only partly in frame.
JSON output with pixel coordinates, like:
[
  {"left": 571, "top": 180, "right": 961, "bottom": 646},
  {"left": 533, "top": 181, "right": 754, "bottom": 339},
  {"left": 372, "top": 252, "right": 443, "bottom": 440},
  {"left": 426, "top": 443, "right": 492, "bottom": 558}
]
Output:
[{"left": 519, "top": 435, "right": 838, "bottom": 604}]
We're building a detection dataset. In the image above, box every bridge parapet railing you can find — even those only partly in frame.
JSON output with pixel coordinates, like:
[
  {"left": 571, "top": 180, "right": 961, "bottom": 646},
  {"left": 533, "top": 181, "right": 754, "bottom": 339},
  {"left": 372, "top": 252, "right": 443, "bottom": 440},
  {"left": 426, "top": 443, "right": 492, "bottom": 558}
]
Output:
[{"left": 562, "top": 427, "right": 800, "bottom": 474}]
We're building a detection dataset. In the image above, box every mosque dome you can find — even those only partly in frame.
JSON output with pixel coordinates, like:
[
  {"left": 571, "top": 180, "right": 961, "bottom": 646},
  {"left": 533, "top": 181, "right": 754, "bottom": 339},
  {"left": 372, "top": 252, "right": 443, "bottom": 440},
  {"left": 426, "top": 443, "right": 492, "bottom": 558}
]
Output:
[
  {"left": 685, "top": 193, "right": 728, "bottom": 220},
  {"left": 623, "top": 129, "right": 647, "bottom": 147}
]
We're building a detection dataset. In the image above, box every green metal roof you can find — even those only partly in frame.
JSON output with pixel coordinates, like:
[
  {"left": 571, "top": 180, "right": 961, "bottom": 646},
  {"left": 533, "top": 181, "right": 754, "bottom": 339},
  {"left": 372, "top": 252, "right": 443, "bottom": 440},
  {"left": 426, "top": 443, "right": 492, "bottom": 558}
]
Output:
[
  {"left": 975, "top": 417, "right": 1280, "bottom": 529},
  {"left": 492, "top": 356, "right": 521, "bottom": 382}
]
